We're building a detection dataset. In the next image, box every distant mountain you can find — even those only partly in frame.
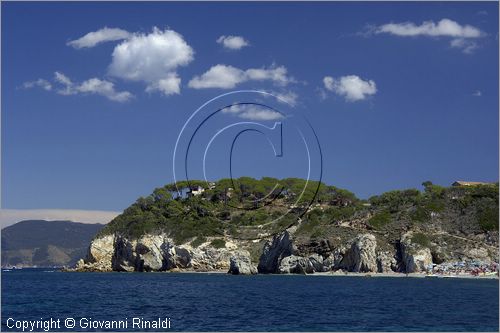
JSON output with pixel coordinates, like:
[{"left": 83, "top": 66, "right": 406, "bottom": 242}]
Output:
[{"left": 1, "top": 220, "right": 104, "bottom": 268}]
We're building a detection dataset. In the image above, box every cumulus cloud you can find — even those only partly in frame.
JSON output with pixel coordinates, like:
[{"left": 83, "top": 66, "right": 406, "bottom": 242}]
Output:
[
  {"left": 323, "top": 75, "right": 377, "bottom": 102},
  {"left": 145, "top": 73, "right": 181, "bottom": 96},
  {"left": 78, "top": 78, "right": 133, "bottom": 102},
  {"left": 188, "top": 64, "right": 294, "bottom": 89},
  {"left": 373, "top": 18, "right": 484, "bottom": 54},
  {"left": 108, "top": 27, "right": 194, "bottom": 95},
  {"left": 222, "top": 104, "right": 284, "bottom": 121},
  {"left": 68, "top": 27, "right": 132, "bottom": 49},
  {"left": 188, "top": 65, "right": 244, "bottom": 89},
  {"left": 22, "top": 79, "right": 52, "bottom": 91},
  {"left": 216, "top": 35, "right": 250, "bottom": 50},
  {"left": 53, "top": 71, "right": 133, "bottom": 102},
  {"left": 0, "top": 209, "right": 119, "bottom": 228},
  {"left": 26, "top": 27, "right": 196, "bottom": 99}
]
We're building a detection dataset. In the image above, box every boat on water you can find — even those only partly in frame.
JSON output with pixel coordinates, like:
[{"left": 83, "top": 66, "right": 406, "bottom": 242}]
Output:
[{"left": 425, "top": 274, "right": 440, "bottom": 278}]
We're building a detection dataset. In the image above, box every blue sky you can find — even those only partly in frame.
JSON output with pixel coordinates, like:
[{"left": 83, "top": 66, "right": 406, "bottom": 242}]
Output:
[{"left": 2, "top": 2, "right": 498, "bottom": 218}]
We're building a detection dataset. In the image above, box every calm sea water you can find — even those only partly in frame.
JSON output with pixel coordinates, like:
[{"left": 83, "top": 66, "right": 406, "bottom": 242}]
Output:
[{"left": 1, "top": 269, "right": 499, "bottom": 332}]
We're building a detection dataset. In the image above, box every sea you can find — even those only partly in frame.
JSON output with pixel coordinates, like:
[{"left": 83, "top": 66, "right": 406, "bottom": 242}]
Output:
[{"left": 1, "top": 269, "right": 499, "bottom": 332}]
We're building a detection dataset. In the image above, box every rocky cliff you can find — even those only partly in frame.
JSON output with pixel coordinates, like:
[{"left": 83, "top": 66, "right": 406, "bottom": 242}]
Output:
[
  {"left": 76, "top": 233, "right": 258, "bottom": 274},
  {"left": 72, "top": 178, "right": 499, "bottom": 275},
  {"left": 75, "top": 227, "right": 498, "bottom": 275}
]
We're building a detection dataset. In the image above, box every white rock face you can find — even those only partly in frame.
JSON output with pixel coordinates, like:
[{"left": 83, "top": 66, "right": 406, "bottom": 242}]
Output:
[
  {"left": 228, "top": 250, "right": 257, "bottom": 275},
  {"left": 136, "top": 234, "right": 167, "bottom": 271},
  {"left": 87, "top": 234, "right": 115, "bottom": 263},
  {"left": 400, "top": 232, "right": 433, "bottom": 273},
  {"left": 78, "top": 232, "right": 263, "bottom": 273},
  {"left": 339, "top": 234, "right": 378, "bottom": 272},
  {"left": 190, "top": 244, "right": 239, "bottom": 271},
  {"left": 76, "top": 229, "right": 483, "bottom": 275},
  {"left": 466, "top": 247, "right": 490, "bottom": 261},
  {"left": 165, "top": 244, "right": 192, "bottom": 269},
  {"left": 80, "top": 234, "right": 115, "bottom": 271},
  {"left": 278, "top": 255, "right": 314, "bottom": 274},
  {"left": 406, "top": 249, "right": 433, "bottom": 272},
  {"left": 376, "top": 251, "right": 397, "bottom": 273}
]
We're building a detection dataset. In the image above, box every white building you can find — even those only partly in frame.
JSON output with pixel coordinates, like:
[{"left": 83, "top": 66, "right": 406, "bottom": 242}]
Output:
[{"left": 187, "top": 185, "right": 205, "bottom": 197}]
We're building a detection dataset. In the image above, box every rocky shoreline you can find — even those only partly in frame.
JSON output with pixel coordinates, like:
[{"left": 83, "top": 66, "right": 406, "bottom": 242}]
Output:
[
  {"left": 64, "top": 267, "right": 499, "bottom": 279},
  {"left": 67, "top": 227, "right": 499, "bottom": 278},
  {"left": 66, "top": 179, "right": 498, "bottom": 278}
]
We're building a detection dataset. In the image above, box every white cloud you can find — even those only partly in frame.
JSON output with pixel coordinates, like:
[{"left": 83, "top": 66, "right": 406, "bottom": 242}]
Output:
[
  {"left": 188, "top": 64, "right": 294, "bottom": 89},
  {"left": 373, "top": 19, "right": 484, "bottom": 53},
  {"left": 26, "top": 27, "right": 196, "bottom": 100},
  {"left": 376, "top": 19, "right": 483, "bottom": 38},
  {"left": 53, "top": 71, "right": 133, "bottom": 102},
  {"left": 222, "top": 104, "right": 284, "bottom": 121},
  {"left": 54, "top": 71, "right": 75, "bottom": 95},
  {"left": 188, "top": 65, "right": 244, "bottom": 89},
  {"left": 68, "top": 27, "right": 131, "bottom": 49},
  {"left": 108, "top": 27, "right": 194, "bottom": 95},
  {"left": 323, "top": 77, "right": 335, "bottom": 90},
  {"left": 450, "top": 38, "right": 479, "bottom": 54},
  {"left": 323, "top": 75, "right": 377, "bottom": 102},
  {"left": 246, "top": 66, "right": 291, "bottom": 86},
  {"left": 472, "top": 90, "right": 482, "bottom": 97},
  {"left": 216, "top": 35, "right": 250, "bottom": 50},
  {"left": 78, "top": 78, "right": 133, "bottom": 102},
  {"left": 145, "top": 73, "right": 181, "bottom": 95},
  {"left": 272, "top": 91, "right": 298, "bottom": 106},
  {"left": 0, "top": 209, "right": 119, "bottom": 228},
  {"left": 22, "top": 79, "right": 52, "bottom": 91}
]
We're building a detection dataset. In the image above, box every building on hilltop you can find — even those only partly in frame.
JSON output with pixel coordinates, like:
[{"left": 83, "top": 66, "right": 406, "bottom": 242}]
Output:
[
  {"left": 187, "top": 185, "right": 205, "bottom": 197},
  {"left": 452, "top": 181, "right": 492, "bottom": 187}
]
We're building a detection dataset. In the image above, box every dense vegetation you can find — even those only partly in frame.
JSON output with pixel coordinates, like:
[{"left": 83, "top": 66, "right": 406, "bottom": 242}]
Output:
[
  {"left": 366, "top": 182, "right": 499, "bottom": 235},
  {"left": 98, "top": 178, "right": 498, "bottom": 243},
  {"left": 99, "top": 177, "right": 358, "bottom": 242}
]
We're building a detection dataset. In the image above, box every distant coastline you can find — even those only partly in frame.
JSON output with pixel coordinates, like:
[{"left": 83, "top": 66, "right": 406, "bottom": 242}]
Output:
[{"left": 4, "top": 265, "right": 496, "bottom": 279}]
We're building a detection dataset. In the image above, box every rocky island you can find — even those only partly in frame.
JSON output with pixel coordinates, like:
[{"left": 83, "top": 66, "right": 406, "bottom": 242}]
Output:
[{"left": 72, "top": 178, "right": 499, "bottom": 276}]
